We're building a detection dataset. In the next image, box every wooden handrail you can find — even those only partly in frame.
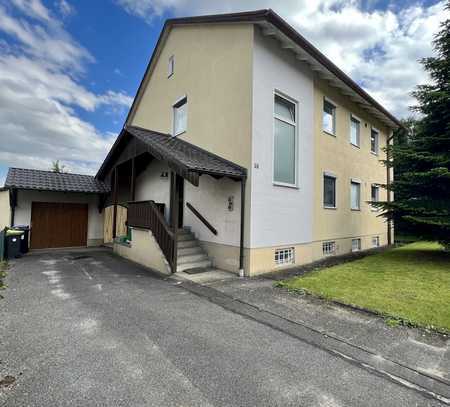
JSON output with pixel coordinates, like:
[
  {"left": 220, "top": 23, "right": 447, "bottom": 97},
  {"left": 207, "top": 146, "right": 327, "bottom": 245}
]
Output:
[
  {"left": 186, "top": 202, "right": 218, "bottom": 235},
  {"left": 127, "top": 200, "right": 175, "bottom": 271}
]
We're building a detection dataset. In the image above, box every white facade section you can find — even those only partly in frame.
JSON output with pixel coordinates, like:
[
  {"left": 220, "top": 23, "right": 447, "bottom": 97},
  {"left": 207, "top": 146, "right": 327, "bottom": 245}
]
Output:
[
  {"left": 250, "top": 28, "right": 315, "bottom": 248},
  {"left": 134, "top": 160, "right": 171, "bottom": 220},
  {"left": 184, "top": 175, "right": 241, "bottom": 246},
  {"left": 13, "top": 190, "right": 103, "bottom": 243}
]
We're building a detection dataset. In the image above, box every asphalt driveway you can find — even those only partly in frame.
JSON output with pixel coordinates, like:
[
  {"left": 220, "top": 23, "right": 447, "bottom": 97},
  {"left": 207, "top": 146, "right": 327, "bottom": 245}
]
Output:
[{"left": 0, "top": 250, "right": 446, "bottom": 406}]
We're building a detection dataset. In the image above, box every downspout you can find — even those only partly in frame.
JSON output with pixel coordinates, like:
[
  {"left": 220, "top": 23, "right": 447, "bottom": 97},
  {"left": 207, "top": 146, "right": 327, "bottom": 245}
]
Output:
[
  {"left": 239, "top": 176, "right": 247, "bottom": 277},
  {"left": 9, "top": 188, "right": 17, "bottom": 227},
  {"left": 386, "top": 131, "right": 393, "bottom": 245}
]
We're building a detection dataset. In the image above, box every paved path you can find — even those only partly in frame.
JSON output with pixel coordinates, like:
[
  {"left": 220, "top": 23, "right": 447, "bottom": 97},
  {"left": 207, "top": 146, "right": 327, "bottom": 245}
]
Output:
[{"left": 0, "top": 250, "right": 447, "bottom": 406}]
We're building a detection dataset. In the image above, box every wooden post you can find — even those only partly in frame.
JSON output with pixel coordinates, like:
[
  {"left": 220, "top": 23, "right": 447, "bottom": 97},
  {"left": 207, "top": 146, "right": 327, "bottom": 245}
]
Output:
[
  {"left": 170, "top": 171, "right": 179, "bottom": 273},
  {"left": 130, "top": 157, "right": 136, "bottom": 202},
  {"left": 112, "top": 166, "right": 118, "bottom": 239},
  {"left": 239, "top": 177, "right": 246, "bottom": 276}
]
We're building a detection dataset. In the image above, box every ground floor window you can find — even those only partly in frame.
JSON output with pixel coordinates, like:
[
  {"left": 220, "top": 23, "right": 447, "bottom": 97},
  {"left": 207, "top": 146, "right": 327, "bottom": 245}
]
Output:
[
  {"left": 322, "top": 241, "right": 336, "bottom": 255},
  {"left": 352, "top": 238, "right": 361, "bottom": 252},
  {"left": 275, "top": 247, "right": 295, "bottom": 265},
  {"left": 372, "top": 236, "right": 380, "bottom": 247}
]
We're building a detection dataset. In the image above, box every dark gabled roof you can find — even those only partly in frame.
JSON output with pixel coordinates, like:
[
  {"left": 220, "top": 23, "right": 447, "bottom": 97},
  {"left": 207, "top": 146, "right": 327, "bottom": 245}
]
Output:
[
  {"left": 96, "top": 126, "right": 246, "bottom": 186},
  {"left": 5, "top": 168, "right": 110, "bottom": 194},
  {"left": 126, "top": 9, "right": 401, "bottom": 129}
]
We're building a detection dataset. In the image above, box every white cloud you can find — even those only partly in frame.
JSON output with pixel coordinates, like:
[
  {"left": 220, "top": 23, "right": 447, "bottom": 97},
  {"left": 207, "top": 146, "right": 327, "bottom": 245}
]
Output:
[
  {"left": 0, "top": 0, "right": 131, "bottom": 178},
  {"left": 56, "top": 0, "right": 75, "bottom": 18},
  {"left": 116, "top": 0, "right": 449, "bottom": 118}
]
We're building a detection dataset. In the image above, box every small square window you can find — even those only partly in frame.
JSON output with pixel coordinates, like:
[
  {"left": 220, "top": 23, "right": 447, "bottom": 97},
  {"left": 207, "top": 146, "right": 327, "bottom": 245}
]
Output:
[
  {"left": 323, "top": 99, "right": 336, "bottom": 135},
  {"left": 322, "top": 241, "right": 336, "bottom": 255},
  {"left": 352, "top": 238, "right": 361, "bottom": 252},
  {"left": 323, "top": 174, "right": 336, "bottom": 208},
  {"left": 372, "top": 236, "right": 380, "bottom": 247},
  {"left": 168, "top": 55, "right": 174, "bottom": 77},
  {"left": 371, "top": 129, "right": 379, "bottom": 154},
  {"left": 275, "top": 247, "right": 295, "bottom": 265},
  {"left": 350, "top": 116, "right": 360, "bottom": 147},
  {"left": 173, "top": 96, "right": 187, "bottom": 135}
]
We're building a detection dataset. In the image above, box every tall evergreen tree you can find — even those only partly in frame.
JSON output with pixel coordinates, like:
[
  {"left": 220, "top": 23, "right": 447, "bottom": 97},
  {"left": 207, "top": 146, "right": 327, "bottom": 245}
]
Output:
[{"left": 381, "top": 5, "right": 450, "bottom": 247}]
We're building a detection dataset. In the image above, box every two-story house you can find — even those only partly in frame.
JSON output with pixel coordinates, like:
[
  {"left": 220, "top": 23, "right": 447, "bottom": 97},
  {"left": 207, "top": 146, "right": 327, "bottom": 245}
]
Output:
[{"left": 4, "top": 10, "right": 399, "bottom": 276}]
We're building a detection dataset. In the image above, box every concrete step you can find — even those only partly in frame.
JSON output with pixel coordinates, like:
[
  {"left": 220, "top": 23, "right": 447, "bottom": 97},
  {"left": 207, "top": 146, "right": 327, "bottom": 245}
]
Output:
[
  {"left": 177, "top": 240, "right": 198, "bottom": 249},
  {"left": 178, "top": 253, "right": 209, "bottom": 264},
  {"left": 177, "top": 246, "right": 203, "bottom": 256},
  {"left": 177, "top": 232, "right": 195, "bottom": 241},
  {"left": 178, "top": 228, "right": 192, "bottom": 235},
  {"left": 177, "top": 259, "right": 212, "bottom": 272}
]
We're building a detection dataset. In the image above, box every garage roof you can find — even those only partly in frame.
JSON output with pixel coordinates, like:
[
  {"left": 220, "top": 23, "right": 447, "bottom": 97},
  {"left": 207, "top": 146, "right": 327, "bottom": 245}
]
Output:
[{"left": 5, "top": 168, "right": 110, "bottom": 194}]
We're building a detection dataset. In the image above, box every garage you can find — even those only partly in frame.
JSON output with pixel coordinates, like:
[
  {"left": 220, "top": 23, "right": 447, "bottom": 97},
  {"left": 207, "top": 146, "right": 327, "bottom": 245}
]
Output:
[
  {"left": 4, "top": 168, "right": 109, "bottom": 250},
  {"left": 31, "top": 202, "right": 88, "bottom": 249}
]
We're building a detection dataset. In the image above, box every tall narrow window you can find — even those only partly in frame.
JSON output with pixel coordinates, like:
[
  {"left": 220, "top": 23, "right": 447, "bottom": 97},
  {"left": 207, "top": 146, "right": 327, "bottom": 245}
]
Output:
[
  {"left": 371, "top": 184, "right": 380, "bottom": 211},
  {"left": 350, "top": 115, "right": 360, "bottom": 146},
  {"left": 323, "top": 174, "right": 336, "bottom": 208},
  {"left": 350, "top": 181, "right": 361, "bottom": 210},
  {"left": 168, "top": 55, "right": 174, "bottom": 77},
  {"left": 323, "top": 99, "right": 336, "bottom": 135},
  {"left": 274, "top": 94, "right": 296, "bottom": 185},
  {"left": 173, "top": 96, "right": 187, "bottom": 135},
  {"left": 371, "top": 128, "right": 379, "bottom": 154}
]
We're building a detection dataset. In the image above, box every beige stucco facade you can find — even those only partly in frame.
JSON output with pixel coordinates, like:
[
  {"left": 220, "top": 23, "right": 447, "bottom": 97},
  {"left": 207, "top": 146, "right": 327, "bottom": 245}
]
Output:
[{"left": 0, "top": 190, "right": 10, "bottom": 230}]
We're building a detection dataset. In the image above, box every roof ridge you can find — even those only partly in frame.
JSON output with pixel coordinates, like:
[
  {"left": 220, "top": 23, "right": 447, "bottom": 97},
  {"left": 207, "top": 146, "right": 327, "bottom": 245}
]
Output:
[{"left": 9, "top": 167, "right": 99, "bottom": 178}]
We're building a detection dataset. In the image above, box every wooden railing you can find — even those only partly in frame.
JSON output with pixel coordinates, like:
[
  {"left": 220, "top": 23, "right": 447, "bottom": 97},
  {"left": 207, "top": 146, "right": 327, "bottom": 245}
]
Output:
[
  {"left": 127, "top": 201, "right": 176, "bottom": 271},
  {"left": 186, "top": 202, "right": 218, "bottom": 235}
]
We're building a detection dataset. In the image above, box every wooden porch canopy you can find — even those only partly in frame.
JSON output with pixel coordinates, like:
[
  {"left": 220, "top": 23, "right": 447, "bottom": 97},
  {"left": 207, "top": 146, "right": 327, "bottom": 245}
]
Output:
[{"left": 96, "top": 125, "right": 247, "bottom": 186}]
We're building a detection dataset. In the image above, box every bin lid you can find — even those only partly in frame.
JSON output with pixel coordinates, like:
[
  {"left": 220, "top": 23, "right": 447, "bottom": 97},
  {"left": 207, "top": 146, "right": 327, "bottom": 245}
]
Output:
[{"left": 6, "top": 230, "right": 24, "bottom": 236}]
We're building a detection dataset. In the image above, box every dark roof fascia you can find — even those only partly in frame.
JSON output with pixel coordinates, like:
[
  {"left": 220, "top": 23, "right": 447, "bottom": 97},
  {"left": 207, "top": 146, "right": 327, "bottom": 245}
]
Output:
[
  {"left": 124, "top": 8, "right": 400, "bottom": 130},
  {"left": 8, "top": 187, "right": 105, "bottom": 195}
]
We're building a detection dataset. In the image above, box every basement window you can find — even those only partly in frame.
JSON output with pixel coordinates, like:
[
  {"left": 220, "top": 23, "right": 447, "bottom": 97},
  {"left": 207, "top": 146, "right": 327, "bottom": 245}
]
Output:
[
  {"left": 275, "top": 247, "right": 295, "bottom": 265},
  {"left": 352, "top": 238, "right": 361, "bottom": 252},
  {"left": 322, "top": 241, "right": 336, "bottom": 255}
]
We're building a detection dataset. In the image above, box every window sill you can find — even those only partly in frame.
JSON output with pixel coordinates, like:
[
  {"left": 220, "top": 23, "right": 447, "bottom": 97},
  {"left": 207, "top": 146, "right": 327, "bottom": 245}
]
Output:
[
  {"left": 351, "top": 208, "right": 361, "bottom": 211},
  {"left": 273, "top": 182, "right": 299, "bottom": 189},
  {"left": 323, "top": 205, "right": 337, "bottom": 210},
  {"left": 350, "top": 142, "right": 360, "bottom": 149},
  {"left": 323, "top": 130, "right": 336, "bottom": 137},
  {"left": 370, "top": 151, "right": 379, "bottom": 156}
]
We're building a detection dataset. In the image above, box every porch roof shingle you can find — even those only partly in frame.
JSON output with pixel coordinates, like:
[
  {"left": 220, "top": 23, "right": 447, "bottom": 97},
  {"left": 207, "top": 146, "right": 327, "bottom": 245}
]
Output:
[
  {"left": 125, "top": 126, "right": 247, "bottom": 181},
  {"left": 5, "top": 168, "right": 110, "bottom": 194}
]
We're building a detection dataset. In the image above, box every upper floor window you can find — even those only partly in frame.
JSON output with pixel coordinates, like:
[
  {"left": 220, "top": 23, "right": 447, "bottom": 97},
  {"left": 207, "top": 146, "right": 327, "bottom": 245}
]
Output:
[
  {"left": 168, "top": 55, "right": 174, "bottom": 77},
  {"left": 323, "top": 174, "right": 336, "bottom": 208},
  {"left": 173, "top": 96, "right": 187, "bottom": 136},
  {"left": 371, "top": 128, "right": 379, "bottom": 154},
  {"left": 274, "top": 93, "right": 297, "bottom": 186},
  {"left": 350, "top": 180, "right": 361, "bottom": 210},
  {"left": 371, "top": 184, "right": 380, "bottom": 210},
  {"left": 323, "top": 99, "right": 336, "bottom": 135},
  {"left": 350, "top": 115, "right": 360, "bottom": 147}
]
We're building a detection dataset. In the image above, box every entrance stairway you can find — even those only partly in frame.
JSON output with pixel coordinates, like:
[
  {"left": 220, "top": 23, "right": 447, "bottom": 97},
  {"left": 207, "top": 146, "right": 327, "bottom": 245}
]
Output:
[{"left": 176, "top": 228, "right": 212, "bottom": 272}]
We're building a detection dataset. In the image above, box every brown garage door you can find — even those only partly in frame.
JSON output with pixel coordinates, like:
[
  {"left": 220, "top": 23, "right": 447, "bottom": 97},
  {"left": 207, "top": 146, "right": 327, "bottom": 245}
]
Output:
[{"left": 31, "top": 202, "right": 88, "bottom": 249}]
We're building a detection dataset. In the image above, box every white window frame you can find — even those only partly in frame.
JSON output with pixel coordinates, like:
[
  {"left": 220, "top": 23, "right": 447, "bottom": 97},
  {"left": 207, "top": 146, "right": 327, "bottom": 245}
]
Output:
[
  {"left": 372, "top": 236, "right": 380, "bottom": 247},
  {"left": 172, "top": 95, "right": 187, "bottom": 136},
  {"left": 350, "top": 179, "right": 361, "bottom": 210},
  {"left": 349, "top": 114, "right": 361, "bottom": 147},
  {"left": 351, "top": 238, "right": 361, "bottom": 252},
  {"left": 371, "top": 184, "right": 380, "bottom": 211},
  {"left": 323, "top": 172, "right": 337, "bottom": 209},
  {"left": 323, "top": 241, "right": 336, "bottom": 256},
  {"left": 168, "top": 55, "right": 174, "bottom": 78},
  {"left": 323, "top": 97, "right": 336, "bottom": 136},
  {"left": 273, "top": 90, "right": 298, "bottom": 188},
  {"left": 275, "top": 247, "right": 295, "bottom": 266},
  {"left": 371, "top": 127, "right": 379, "bottom": 155}
]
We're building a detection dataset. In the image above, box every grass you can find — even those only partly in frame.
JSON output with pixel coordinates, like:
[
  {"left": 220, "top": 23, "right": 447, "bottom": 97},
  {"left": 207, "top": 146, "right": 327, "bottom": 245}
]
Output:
[
  {"left": 0, "top": 261, "right": 7, "bottom": 293},
  {"left": 278, "top": 242, "right": 450, "bottom": 333}
]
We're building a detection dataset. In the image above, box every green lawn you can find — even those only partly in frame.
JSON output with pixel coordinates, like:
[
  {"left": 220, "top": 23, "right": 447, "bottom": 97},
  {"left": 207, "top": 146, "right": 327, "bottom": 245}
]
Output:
[
  {"left": 0, "top": 261, "right": 6, "bottom": 292},
  {"left": 278, "top": 242, "right": 450, "bottom": 333}
]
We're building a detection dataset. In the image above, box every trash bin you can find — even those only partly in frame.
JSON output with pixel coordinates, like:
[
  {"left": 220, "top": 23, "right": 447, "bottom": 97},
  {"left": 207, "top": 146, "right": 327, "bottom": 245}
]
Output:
[
  {"left": 14, "top": 225, "right": 30, "bottom": 254},
  {"left": 5, "top": 229, "right": 24, "bottom": 259}
]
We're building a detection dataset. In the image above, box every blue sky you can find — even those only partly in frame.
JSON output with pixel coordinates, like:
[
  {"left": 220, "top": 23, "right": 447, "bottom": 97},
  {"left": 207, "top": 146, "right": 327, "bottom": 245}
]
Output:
[{"left": 0, "top": 0, "right": 448, "bottom": 185}]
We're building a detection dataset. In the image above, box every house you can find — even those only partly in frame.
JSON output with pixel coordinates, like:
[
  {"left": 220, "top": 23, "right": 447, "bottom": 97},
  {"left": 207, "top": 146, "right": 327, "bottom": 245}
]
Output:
[{"left": 3, "top": 9, "right": 399, "bottom": 276}]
